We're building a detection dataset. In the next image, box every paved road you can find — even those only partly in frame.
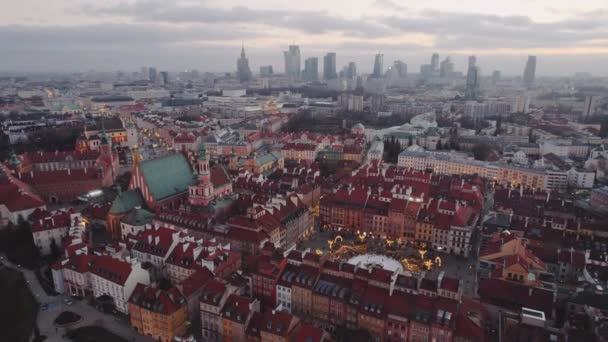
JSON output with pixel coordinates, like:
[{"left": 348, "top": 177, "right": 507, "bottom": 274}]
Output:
[{"left": 2, "top": 256, "right": 153, "bottom": 342}]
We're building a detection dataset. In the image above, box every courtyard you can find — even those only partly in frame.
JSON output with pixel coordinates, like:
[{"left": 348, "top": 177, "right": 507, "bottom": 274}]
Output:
[{"left": 300, "top": 226, "right": 479, "bottom": 297}]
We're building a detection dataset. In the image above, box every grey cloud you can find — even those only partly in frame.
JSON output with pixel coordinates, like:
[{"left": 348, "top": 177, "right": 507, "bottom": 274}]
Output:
[
  {"left": 81, "top": 1, "right": 394, "bottom": 38},
  {"left": 0, "top": 23, "right": 258, "bottom": 49},
  {"left": 373, "top": 0, "right": 408, "bottom": 12},
  {"left": 382, "top": 10, "right": 608, "bottom": 49}
]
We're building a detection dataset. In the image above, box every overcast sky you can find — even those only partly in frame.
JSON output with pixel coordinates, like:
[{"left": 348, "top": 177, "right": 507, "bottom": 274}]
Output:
[{"left": 1, "top": 0, "right": 608, "bottom": 75}]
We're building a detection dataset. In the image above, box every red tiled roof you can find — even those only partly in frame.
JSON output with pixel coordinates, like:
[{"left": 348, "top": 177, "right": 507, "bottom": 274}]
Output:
[
  {"left": 454, "top": 298, "right": 489, "bottom": 341},
  {"left": 440, "top": 277, "right": 460, "bottom": 292},
  {"left": 178, "top": 267, "right": 214, "bottom": 298},
  {"left": 63, "top": 253, "right": 93, "bottom": 273},
  {"left": 558, "top": 249, "right": 586, "bottom": 269},
  {"left": 210, "top": 165, "right": 231, "bottom": 186},
  {"left": 90, "top": 255, "right": 133, "bottom": 286},
  {"left": 478, "top": 278, "right": 554, "bottom": 319},
  {"left": 199, "top": 279, "right": 227, "bottom": 306},
  {"left": 31, "top": 210, "right": 74, "bottom": 232},
  {"left": 131, "top": 227, "right": 175, "bottom": 257},
  {"left": 256, "top": 310, "right": 296, "bottom": 337},
  {"left": 16, "top": 167, "right": 106, "bottom": 184},
  {"left": 0, "top": 168, "right": 46, "bottom": 211},
  {"left": 21, "top": 150, "right": 100, "bottom": 163},
  {"left": 221, "top": 294, "right": 254, "bottom": 323},
  {"left": 129, "top": 284, "right": 186, "bottom": 315},
  {"left": 358, "top": 285, "right": 389, "bottom": 319},
  {"left": 295, "top": 324, "right": 325, "bottom": 342}
]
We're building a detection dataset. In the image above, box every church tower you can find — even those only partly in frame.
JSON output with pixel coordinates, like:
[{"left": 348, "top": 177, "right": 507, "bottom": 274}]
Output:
[
  {"left": 99, "top": 120, "right": 112, "bottom": 157},
  {"left": 188, "top": 144, "right": 214, "bottom": 206}
]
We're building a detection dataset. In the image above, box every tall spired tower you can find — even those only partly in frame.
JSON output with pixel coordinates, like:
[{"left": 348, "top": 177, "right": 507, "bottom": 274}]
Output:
[
  {"left": 237, "top": 44, "right": 252, "bottom": 82},
  {"left": 188, "top": 145, "right": 214, "bottom": 206}
]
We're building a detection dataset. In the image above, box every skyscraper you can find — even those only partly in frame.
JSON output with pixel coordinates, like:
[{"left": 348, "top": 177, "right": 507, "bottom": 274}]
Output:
[
  {"left": 140, "top": 67, "right": 148, "bottom": 80},
  {"left": 303, "top": 57, "right": 319, "bottom": 82},
  {"left": 323, "top": 52, "right": 337, "bottom": 80},
  {"left": 148, "top": 67, "right": 157, "bottom": 83},
  {"left": 468, "top": 56, "right": 477, "bottom": 68},
  {"left": 465, "top": 56, "right": 480, "bottom": 99},
  {"left": 583, "top": 95, "right": 599, "bottom": 117},
  {"left": 372, "top": 53, "right": 384, "bottom": 78},
  {"left": 236, "top": 45, "right": 252, "bottom": 82},
  {"left": 159, "top": 71, "right": 169, "bottom": 85},
  {"left": 346, "top": 62, "right": 357, "bottom": 79},
  {"left": 283, "top": 45, "right": 301, "bottom": 80},
  {"left": 439, "top": 57, "right": 454, "bottom": 78},
  {"left": 523, "top": 55, "right": 537, "bottom": 88},
  {"left": 393, "top": 60, "right": 407, "bottom": 77},
  {"left": 492, "top": 70, "right": 501, "bottom": 84},
  {"left": 420, "top": 64, "right": 433, "bottom": 80},
  {"left": 431, "top": 53, "right": 440, "bottom": 72}
]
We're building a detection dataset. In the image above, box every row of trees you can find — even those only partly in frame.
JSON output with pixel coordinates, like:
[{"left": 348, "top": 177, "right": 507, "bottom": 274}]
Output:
[{"left": 383, "top": 136, "right": 406, "bottom": 163}]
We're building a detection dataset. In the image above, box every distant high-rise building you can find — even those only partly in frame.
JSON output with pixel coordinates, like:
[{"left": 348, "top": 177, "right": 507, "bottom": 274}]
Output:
[
  {"left": 149, "top": 67, "right": 157, "bottom": 83},
  {"left": 372, "top": 53, "right": 384, "bottom": 78},
  {"left": 431, "top": 53, "right": 440, "bottom": 72},
  {"left": 236, "top": 45, "right": 252, "bottom": 82},
  {"left": 393, "top": 60, "right": 407, "bottom": 77},
  {"left": 468, "top": 56, "right": 477, "bottom": 68},
  {"left": 140, "top": 67, "right": 149, "bottom": 80},
  {"left": 259, "top": 65, "right": 273, "bottom": 77},
  {"left": 346, "top": 62, "right": 357, "bottom": 79},
  {"left": 371, "top": 94, "right": 386, "bottom": 112},
  {"left": 512, "top": 92, "right": 530, "bottom": 113},
  {"left": 159, "top": 71, "right": 169, "bottom": 85},
  {"left": 323, "top": 53, "right": 337, "bottom": 80},
  {"left": 492, "top": 70, "right": 501, "bottom": 84},
  {"left": 420, "top": 64, "right": 433, "bottom": 80},
  {"left": 439, "top": 57, "right": 454, "bottom": 78},
  {"left": 523, "top": 55, "right": 537, "bottom": 88},
  {"left": 283, "top": 45, "right": 301, "bottom": 80},
  {"left": 303, "top": 57, "right": 319, "bottom": 82},
  {"left": 583, "top": 95, "right": 599, "bottom": 117},
  {"left": 465, "top": 56, "right": 480, "bottom": 99}
]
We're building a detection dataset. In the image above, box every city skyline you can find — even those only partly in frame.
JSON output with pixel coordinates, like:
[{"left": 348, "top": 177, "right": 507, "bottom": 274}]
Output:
[{"left": 1, "top": 0, "right": 608, "bottom": 75}]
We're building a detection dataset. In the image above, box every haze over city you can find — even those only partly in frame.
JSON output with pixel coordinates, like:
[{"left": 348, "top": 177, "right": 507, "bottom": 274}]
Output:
[
  {"left": 2, "top": 0, "right": 608, "bottom": 75},
  {"left": 3, "top": 1, "right": 608, "bottom": 342}
]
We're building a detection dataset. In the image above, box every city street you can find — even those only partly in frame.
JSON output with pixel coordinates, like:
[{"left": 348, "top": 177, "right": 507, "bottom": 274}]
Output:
[{"left": 2, "top": 257, "right": 153, "bottom": 342}]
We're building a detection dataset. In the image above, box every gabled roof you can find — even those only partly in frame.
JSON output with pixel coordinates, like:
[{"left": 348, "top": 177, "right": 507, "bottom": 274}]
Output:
[
  {"left": 210, "top": 165, "right": 231, "bottom": 187},
  {"left": 121, "top": 207, "right": 154, "bottom": 226},
  {"left": 478, "top": 278, "right": 554, "bottom": 319},
  {"left": 129, "top": 284, "right": 186, "bottom": 315},
  {"left": 256, "top": 310, "right": 297, "bottom": 337},
  {"left": 294, "top": 324, "right": 325, "bottom": 342},
  {"left": 221, "top": 294, "right": 254, "bottom": 324},
  {"left": 138, "top": 153, "right": 195, "bottom": 201},
  {"left": 89, "top": 255, "right": 133, "bottom": 286},
  {"left": 178, "top": 267, "right": 214, "bottom": 298},
  {"left": 110, "top": 189, "right": 144, "bottom": 215},
  {"left": 0, "top": 169, "right": 45, "bottom": 212}
]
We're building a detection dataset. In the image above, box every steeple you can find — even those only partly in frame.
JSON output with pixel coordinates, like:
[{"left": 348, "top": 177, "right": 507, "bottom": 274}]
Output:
[
  {"left": 8, "top": 149, "right": 20, "bottom": 170},
  {"left": 100, "top": 118, "right": 109, "bottom": 146},
  {"left": 131, "top": 145, "right": 140, "bottom": 173},
  {"left": 198, "top": 143, "right": 207, "bottom": 161},
  {"left": 241, "top": 42, "right": 246, "bottom": 58}
]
